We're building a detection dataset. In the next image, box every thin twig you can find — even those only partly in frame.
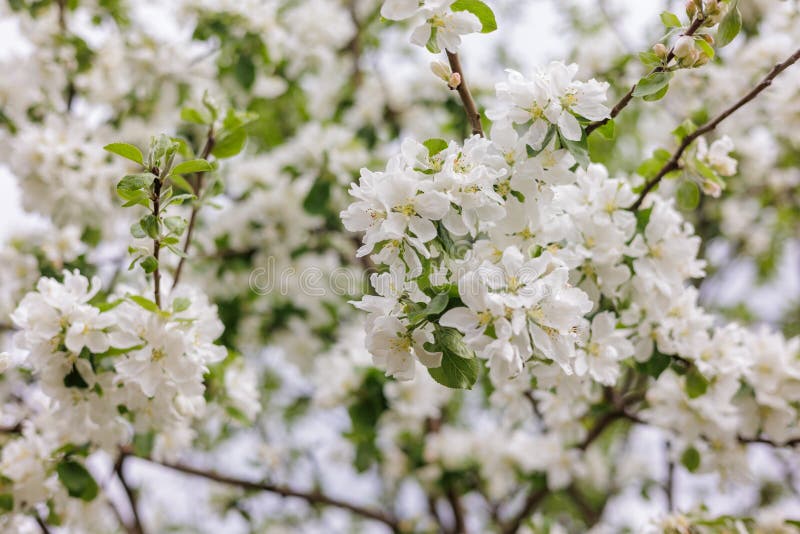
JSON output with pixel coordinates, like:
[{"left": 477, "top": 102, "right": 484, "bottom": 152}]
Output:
[
  {"left": 585, "top": 16, "right": 706, "bottom": 136},
  {"left": 630, "top": 47, "right": 800, "bottom": 210},
  {"left": 151, "top": 176, "right": 162, "bottom": 308},
  {"left": 0, "top": 423, "right": 22, "bottom": 434},
  {"left": 446, "top": 51, "right": 484, "bottom": 137},
  {"left": 171, "top": 128, "right": 215, "bottom": 290},
  {"left": 500, "top": 488, "right": 546, "bottom": 534},
  {"left": 665, "top": 440, "right": 675, "bottom": 512},
  {"left": 446, "top": 487, "right": 466, "bottom": 534},
  {"left": 115, "top": 454, "right": 144, "bottom": 534},
  {"left": 35, "top": 514, "right": 52, "bottom": 534},
  {"left": 125, "top": 452, "right": 401, "bottom": 532}
]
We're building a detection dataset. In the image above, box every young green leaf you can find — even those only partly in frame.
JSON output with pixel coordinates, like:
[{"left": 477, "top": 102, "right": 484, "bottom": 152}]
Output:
[
  {"left": 659, "top": 11, "right": 682, "bottom": 28},
  {"left": 104, "top": 143, "right": 144, "bottom": 166},
  {"left": 423, "top": 138, "right": 449, "bottom": 157},
  {"left": 140, "top": 214, "right": 160, "bottom": 240},
  {"left": 595, "top": 119, "right": 616, "bottom": 140},
  {"left": 676, "top": 180, "right": 700, "bottom": 210},
  {"left": 129, "top": 295, "right": 160, "bottom": 312},
  {"left": 180, "top": 107, "right": 209, "bottom": 125},
  {"left": 685, "top": 367, "right": 709, "bottom": 398},
  {"left": 716, "top": 2, "right": 742, "bottom": 48},
  {"left": 140, "top": 256, "right": 158, "bottom": 274},
  {"left": 212, "top": 128, "right": 247, "bottom": 159},
  {"left": 680, "top": 446, "right": 701, "bottom": 472},
  {"left": 171, "top": 159, "right": 213, "bottom": 175},
  {"left": 694, "top": 37, "right": 715, "bottom": 60},
  {"left": 558, "top": 131, "right": 590, "bottom": 168},
  {"left": 117, "top": 173, "right": 155, "bottom": 193},
  {"left": 56, "top": 460, "right": 99, "bottom": 501},
  {"left": 632, "top": 72, "right": 673, "bottom": 98},
  {"left": 428, "top": 347, "right": 480, "bottom": 389}
]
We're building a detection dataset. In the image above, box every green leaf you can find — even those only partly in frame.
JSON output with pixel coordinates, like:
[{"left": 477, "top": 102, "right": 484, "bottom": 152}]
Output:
[
  {"left": 672, "top": 119, "right": 698, "bottom": 141},
  {"left": 680, "top": 446, "right": 701, "bottom": 472},
  {"left": 694, "top": 37, "right": 715, "bottom": 60},
  {"left": 104, "top": 143, "right": 144, "bottom": 166},
  {"left": 423, "top": 138, "right": 448, "bottom": 157},
  {"left": 638, "top": 51, "right": 663, "bottom": 68},
  {"left": 129, "top": 221, "right": 146, "bottom": 239},
  {"left": 180, "top": 106, "right": 210, "bottom": 125},
  {"left": 63, "top": 365, "right": 89, "bottom": 389},
  {"left": 168, "top": 173, "right": 194, "bottom": 193},
  {"left": 558, "top": 130, "right": 590, "bottom": 168},
  {"left": 212, "top": 128, "right": 247, "bottom": 159},
  {"left": 632, "top": 72, "right": 673, "bottom": 98},
  {"left": 637, "top": 350, "right": 671, "bottom": 378},
  {"left": 235, "top": 54, "right": 256, "bottom": 89},
  {"left": 451, "top": 0, "right": 497, "bottom": 33},
  {"left": 642, "top": 83, "right": 670, "bottom": 102},
  {"left": 117, "top": 173, "right": 155, "bottom": 193},
  {"left": 171, "top": 159, "right": 213, "bottom": 175},
  {"left": 660, "top": 11, "right": 682, "bottom": 28},
  {"left": 132, "top": 432, "right": 155, "bottom": 457},
  {"left": 635, "top": 206, "right": 653, "bottom": 233},
  {"left": 173, "top": 297, "right": 191, "bottom": 313},
  {"left": 686, "top": 367, "right": 709, "bottom": 398},
  {"left": 428, "top": 347, "right": 480, "bottom": 389},
  {"left": 408, "top": 292, "right": 449, "bottom": 324},
  {"left": 425, "top": 27, "right": 440, "bottom": 53},
  {"left": 595, "top": 119, "right": 615, "bottom": 140},
  {"left": 163, "top": 216, "right": 187, "bottom": 235},
  {"left": 140, "top": 256, "right": 158, "bottom": 274},
  {"left": 56, "top": 460, "right": 98, "bottom": 501},
  {"left": 426, "top": 327, "right": 479, "bottom": 389},
  {"left": 129, "top": 295, "right": 160, "bottom": 312},
  {"left": 716, "top": 2, "right": 741, "bottom": 48},
  {"left": 140, "top": 214, "right": 160, "bottom": 240},
  {"left": 676, "top": 180, "right": 700, "bottom": 210},
  {"left": 0, "top": 494, "right": 12, "bottom": 512},
  {"left": 526, "top": 124, "right": 557, "bottom": 157},
  {"left": 303, "top": 176, "right": 332, "bottom": 215}
]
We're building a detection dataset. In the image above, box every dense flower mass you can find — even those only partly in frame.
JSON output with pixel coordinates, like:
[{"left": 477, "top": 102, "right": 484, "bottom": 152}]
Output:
[{"left": 0, "top": 0, "right": 799, "bottom": 532}]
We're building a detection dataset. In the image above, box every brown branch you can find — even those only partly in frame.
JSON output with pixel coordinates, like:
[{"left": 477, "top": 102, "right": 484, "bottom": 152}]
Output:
[
  {"left": 446, "top": 487, "right": 466, "bottom": 534},
  {"left": 739, "top": 435, "right": 800, "bottom": 447},
  {"left": 151, "top": 176, "right": 162, "bottom": 308},
  {"left": 585, "top": 16, "right": 706, "bottom": 136},
  {"left": 446, "top": 51, "right": 484, "bottom": 137},
  {"left": 0, "top": 423, "right": 22, "bottom": 434},
  {"left": 171, "top": 128, "right": 215, "bottom": 290},
  {"left": 115, "top": 454, "right": 144, "bottom": 534},
  {"left": 665, "top": 440, "right": 675, "bottom": 512},
  {"left": 125, "top": 452, "right": 401, "bottom": 532},
  {"left": 630, "top": 46, "right": 800, "bottom": 210},
  {"left": 35, "top": 514, "right": 52, "bottom": 534},
  {"left": 500, "top": 488, "right": 546, "bottom": 534}
]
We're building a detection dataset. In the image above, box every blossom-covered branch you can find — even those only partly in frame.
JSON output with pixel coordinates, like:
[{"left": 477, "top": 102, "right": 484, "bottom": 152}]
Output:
[
  {"left": 631, "top": 46, "right": 800, "bottom": 210},
  {"left": 125, "top": 451, "right": 402, "bottom": 532}
]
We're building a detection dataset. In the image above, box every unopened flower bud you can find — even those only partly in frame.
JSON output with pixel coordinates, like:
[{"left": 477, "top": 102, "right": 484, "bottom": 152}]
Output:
[
  {"left": 704, "top": 0, "right": 720, "bottom": 16},
  {"left": 694, "top": 53, "right": 710, "bottom": 67},
  {"left": 653, "top": 43, "right": 668, "bottom": 58},
  {"left": 673, "top": 36, "right": 695, "bottom": 58},
  {"left": 430, "top": 61, "right": 451, "bottom": 82},
  {"left": 686, "top": 0, "right": 698, "bottom": 18},
  {"left": 448, "top": 72, "right": 462, "bottom": 89},
  {"left": 701, "top": 179, "right": 722, "bottom": 198},
  {"left": 702, "top": 34, "right": 714, "bottom": 45}
]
